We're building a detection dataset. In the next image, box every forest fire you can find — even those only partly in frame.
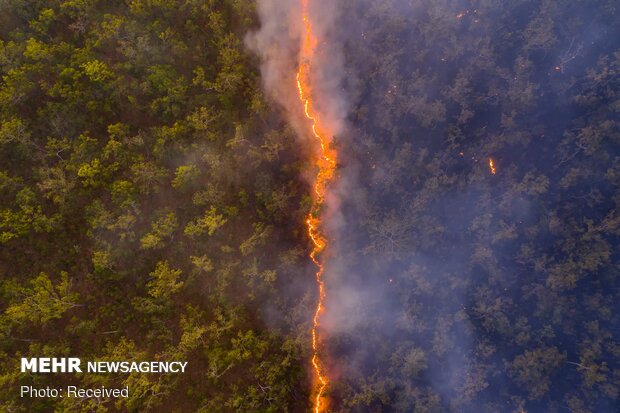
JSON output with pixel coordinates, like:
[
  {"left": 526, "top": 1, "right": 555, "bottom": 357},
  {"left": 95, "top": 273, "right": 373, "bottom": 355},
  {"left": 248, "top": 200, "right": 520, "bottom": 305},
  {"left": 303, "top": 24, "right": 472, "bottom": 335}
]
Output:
[
  {"left": 4, "top": 0, "right": 619, "bottom": 412},
  {"left": 296, "top": 0, "right": 336, "bottom": 411}
]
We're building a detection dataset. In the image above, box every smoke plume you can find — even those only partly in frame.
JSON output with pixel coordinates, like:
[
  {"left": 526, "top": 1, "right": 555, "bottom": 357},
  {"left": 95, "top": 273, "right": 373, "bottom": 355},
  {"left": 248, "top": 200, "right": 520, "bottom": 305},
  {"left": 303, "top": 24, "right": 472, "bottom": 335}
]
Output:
[{"left": 246, "top": 0, "right": 348, "bottom": 140}]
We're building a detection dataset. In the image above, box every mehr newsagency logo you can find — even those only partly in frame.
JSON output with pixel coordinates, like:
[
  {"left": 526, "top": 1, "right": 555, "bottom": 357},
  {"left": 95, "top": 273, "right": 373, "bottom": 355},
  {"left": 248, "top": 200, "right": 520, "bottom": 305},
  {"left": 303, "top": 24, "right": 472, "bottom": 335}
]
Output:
[
  {"left": 19, "top": 357, "right": 188, "bottom": 398},
  {"left": 21, "top": 357, "right": 188, "bottom": 373}
]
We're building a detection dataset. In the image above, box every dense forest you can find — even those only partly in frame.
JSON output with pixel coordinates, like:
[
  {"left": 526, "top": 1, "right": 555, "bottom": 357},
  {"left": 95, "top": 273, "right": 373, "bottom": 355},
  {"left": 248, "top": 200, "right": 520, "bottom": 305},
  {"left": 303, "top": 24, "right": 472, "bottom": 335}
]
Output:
[
  {"left": 1, "top": 0, "right": 619, "bottom": 413},
  {"left": 325, "top": 1, "right": 620, "bottom": 412},
  {"left": 0, "top": 1, "right": 314, "bottom": 412}
]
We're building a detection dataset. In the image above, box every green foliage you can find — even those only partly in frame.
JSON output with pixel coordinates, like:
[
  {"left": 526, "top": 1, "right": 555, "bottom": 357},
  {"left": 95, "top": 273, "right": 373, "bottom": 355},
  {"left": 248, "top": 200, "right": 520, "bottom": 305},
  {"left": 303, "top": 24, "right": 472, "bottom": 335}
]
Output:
[
  {"left": 0, "top": 0, "right": 308, "bottom": 411},
  {"left": 0, "top": 118, "right": 28, "bottom": 144},
  {"left": 140, "top": 211, "right": 178, "bottom": 249},
  {"left": 184, "top": 206, "right": 227, "bottom": 237},
  {"left": 0, "top": 187, "right": 56, "bottom": 243},
  {"left": 81, "top": 60, "right": 114, "bottom": 82},
  {"left": 3, "top": 272, "right": 78, "bottom": 325},
  {"left": 147, "top": 261, "right": 183, "bottom": 299},
  {"left": 171, "top": 164, "right": 200, "bottom": 190}
]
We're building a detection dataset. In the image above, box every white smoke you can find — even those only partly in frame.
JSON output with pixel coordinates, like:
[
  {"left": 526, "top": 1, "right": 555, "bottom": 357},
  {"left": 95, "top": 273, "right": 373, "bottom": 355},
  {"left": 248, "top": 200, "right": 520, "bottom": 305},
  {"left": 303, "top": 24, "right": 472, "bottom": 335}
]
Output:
[{"left": 246, "top": 0, "right": 348, "bottom": 139}]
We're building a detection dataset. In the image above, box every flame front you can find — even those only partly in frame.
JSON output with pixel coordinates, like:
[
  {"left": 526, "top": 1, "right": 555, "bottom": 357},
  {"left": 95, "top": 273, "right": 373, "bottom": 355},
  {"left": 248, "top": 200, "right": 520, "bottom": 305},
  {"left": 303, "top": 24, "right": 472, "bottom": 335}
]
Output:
[
  {"left": 296, "top": 0, "right": 336, "bottom": 411},
  {"left": 489, "top": 158, "right": 496, "bottom": 175}
]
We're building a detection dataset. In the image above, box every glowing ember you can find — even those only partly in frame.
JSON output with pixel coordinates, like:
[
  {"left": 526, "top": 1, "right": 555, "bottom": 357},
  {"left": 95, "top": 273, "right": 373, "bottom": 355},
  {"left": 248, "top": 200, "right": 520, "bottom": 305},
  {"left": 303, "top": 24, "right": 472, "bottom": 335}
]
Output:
[
  {"left": 296, "top": 0, "right": 336, "bottom": 411},
  {"left": 489, "top": 158, "right": 496, "bottom": 175}
]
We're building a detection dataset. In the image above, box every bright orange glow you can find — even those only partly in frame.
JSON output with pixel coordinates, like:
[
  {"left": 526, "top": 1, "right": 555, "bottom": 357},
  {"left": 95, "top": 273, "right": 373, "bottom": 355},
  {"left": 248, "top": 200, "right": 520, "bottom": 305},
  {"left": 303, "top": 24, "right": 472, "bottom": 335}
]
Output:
[
  {"left": 296, "top": 0, "right": 336, "bottom": 412},
  {"left": 489, "top": 158, "right": 496, "bottom": 175}
]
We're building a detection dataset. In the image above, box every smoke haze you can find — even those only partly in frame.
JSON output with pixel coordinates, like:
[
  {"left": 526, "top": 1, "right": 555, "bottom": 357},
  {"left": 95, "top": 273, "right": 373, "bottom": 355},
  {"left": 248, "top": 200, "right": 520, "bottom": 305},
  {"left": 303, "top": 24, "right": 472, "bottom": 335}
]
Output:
[
  {"left": 249, "top": 0, "right": 620, "bottom": 412},
  {"left": 247, "top": 0, "right": 348, "bottom": 139}
]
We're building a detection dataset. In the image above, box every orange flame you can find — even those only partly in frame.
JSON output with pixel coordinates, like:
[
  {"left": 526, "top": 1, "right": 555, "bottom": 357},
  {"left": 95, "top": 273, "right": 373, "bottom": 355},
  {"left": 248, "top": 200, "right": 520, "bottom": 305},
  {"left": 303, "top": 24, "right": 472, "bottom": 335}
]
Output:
[
  {"left": 489, "top": 158, "right": 496, "bottom": 175},
  {"left": 296, "top": 0, "right": 336, "bottom": 411}
]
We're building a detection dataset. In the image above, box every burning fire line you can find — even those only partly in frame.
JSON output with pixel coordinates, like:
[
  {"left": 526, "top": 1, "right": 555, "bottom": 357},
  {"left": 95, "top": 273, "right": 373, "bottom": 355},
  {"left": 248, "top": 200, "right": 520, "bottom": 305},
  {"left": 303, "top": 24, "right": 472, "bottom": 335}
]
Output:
[
  {"left": 489, "top": 158, "right": 496, "bottom": 175},
  {"left": 296, "top": 0, "right": 336, "bottom": 411}
]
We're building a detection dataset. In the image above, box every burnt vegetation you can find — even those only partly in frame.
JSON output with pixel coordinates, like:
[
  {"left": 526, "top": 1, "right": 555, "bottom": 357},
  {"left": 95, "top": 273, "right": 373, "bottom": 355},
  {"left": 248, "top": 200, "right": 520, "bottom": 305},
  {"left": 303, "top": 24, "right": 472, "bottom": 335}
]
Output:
[{"left": 328, "top": 1, "right": 620, "bottom": 412}]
